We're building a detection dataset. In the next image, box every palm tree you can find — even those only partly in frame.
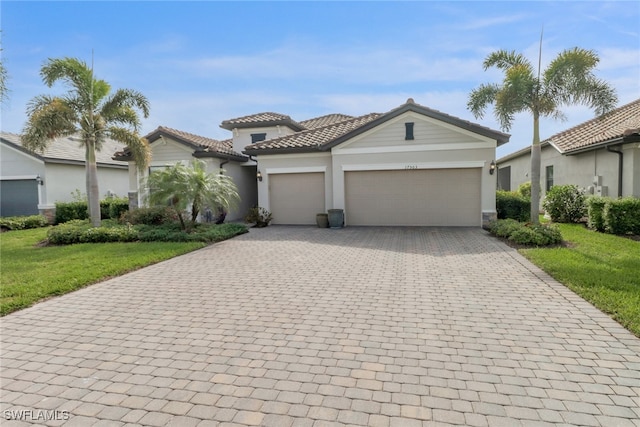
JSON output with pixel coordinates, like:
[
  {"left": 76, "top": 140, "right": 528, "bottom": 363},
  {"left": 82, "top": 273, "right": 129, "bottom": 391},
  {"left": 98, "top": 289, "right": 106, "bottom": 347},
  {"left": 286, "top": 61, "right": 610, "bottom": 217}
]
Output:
[
  {"left": 22, "top": 57, "right": 151, "bottom": 226},
  {"left": 145, "top": 160, "right": 240, "bottom": 230},
  {"left": 468, "top": 47, "right": 617, "bottom": 223}
]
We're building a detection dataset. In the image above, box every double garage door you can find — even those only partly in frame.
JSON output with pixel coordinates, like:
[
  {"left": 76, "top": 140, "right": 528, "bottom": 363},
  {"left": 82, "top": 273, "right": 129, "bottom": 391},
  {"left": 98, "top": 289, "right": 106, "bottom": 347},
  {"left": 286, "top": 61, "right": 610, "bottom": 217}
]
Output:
[{"left": 268, "top": 168, "right": 481, "bottom": 226}]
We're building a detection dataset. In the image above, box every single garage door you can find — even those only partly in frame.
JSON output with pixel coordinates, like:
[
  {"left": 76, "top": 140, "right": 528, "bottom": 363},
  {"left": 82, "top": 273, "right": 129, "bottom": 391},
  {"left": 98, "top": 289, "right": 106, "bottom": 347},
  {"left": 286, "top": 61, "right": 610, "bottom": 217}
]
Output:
[
  {"left": 269, "top": 172, "right": 325, "bottom": 225},
  {"left": 345, "top": 168, "right": 481, "bottom": 226},
  {"left": 1, "top": 179, "right": 39, "bottom": 217}
]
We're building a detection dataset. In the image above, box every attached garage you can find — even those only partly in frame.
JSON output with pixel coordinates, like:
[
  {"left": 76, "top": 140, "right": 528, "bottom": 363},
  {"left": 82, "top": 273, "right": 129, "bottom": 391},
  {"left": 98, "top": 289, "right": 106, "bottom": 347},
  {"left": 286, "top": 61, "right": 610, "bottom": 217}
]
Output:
[
  {"left": 269, "top": 172, "right": 325, "bottom": 224},
  {"left": 345, "top": 168, "right": 481, "bottom": 226},
  {"left": 1, "top": 179, "right": 39, "bottom": 217}
]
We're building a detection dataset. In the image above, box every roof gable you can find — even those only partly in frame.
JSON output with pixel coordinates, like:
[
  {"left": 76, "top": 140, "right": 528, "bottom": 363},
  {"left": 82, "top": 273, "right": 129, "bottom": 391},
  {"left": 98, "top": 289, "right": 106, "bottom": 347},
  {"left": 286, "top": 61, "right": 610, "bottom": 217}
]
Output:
[{"left": 220, "top": 112, "right": 305, "bottom": 132}]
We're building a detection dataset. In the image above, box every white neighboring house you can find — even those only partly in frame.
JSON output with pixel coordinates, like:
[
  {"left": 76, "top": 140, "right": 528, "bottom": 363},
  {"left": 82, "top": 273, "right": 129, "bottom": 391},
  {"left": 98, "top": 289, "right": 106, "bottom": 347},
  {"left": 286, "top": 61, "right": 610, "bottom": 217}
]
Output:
[
  {"left": 113, "top": 126, "right": 257, "bottom": 222},
  {"left": 0, "top": 132, "right": 129, "bottom": 220},
  {"left": 497, "top": 98, "right": 640, "bottom": 200}
]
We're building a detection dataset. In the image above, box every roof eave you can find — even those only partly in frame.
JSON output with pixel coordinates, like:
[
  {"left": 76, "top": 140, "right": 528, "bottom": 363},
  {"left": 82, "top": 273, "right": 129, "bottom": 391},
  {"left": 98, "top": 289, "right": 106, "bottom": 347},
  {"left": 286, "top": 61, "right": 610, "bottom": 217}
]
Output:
[
  {"left": 220, "top": 120, "right": 306, "bottom": 132},
  {"left": 563, "top": 137, "right": 625, "bottom": 155},
  {"left": 243, "top": 146, "right": 321, "bottom": 156},
  {"left": 192, "top": 151, "right": 248, "bottom": 162}
]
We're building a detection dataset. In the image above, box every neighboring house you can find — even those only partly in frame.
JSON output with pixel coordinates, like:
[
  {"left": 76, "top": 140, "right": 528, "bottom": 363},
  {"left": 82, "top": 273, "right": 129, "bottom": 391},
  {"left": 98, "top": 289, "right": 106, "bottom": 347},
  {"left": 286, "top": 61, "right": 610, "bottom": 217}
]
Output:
[
  {"left": 244, "top": 98, "right": 509, "bottom": 227},
  {"left": 113, "top": 126, "right": 257, "bottom": 221},
  {"left": 116, "top": 98, "right": 509, "bottom": 227},
  {"left": 497, "top": 98, "right": 640, "bottom": 200},
  {"left": 0, "top": 132, "right": 129, "bottom": 219}
]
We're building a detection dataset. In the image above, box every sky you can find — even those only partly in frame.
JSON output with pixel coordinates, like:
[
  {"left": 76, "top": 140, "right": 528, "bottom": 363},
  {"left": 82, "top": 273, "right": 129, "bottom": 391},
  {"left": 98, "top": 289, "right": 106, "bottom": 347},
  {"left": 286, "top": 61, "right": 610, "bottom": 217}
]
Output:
[{"left": 1, "top": 1, "right": 639, "bottom": 158}]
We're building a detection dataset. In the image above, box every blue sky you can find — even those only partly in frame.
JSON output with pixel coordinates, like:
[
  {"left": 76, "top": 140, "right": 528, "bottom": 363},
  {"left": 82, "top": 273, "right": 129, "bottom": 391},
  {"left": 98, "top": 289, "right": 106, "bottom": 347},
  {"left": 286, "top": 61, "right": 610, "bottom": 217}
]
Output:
[{"left": 1, "top": 1, "right": 639, "bottom": 157}]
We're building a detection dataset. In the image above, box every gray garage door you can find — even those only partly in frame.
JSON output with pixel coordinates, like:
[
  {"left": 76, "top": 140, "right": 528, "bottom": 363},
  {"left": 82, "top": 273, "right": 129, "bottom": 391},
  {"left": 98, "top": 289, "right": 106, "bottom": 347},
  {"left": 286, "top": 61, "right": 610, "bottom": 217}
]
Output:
[
  {"left": 269, "top": 173, "right": 325, "bottom": 225},
  {"left": 1, "top": 179, "right": 39, "bottom": 217},
  {"left": 345, "top": 168, "right": 481, "bottom": 226}
]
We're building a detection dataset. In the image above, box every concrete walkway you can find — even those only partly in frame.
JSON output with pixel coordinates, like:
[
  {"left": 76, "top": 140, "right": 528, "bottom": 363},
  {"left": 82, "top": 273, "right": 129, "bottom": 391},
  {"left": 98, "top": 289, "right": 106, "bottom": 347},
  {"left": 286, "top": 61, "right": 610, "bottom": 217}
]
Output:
[{"left": 1, "top": 227, "right": 639, "bottom": 426}]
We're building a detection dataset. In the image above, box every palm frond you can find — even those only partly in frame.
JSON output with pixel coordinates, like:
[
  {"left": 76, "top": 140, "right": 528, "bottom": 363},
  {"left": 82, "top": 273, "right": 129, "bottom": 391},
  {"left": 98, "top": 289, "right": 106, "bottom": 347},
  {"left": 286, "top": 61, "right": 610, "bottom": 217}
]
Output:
[
  {"left": 21, "top": 97, "right": 77, "bottom": 153},
  {"left": 483, "top": 50, "right": 533, "bottom": 73},
  {"left": 467, "top": 83, "right": 500, "bottom": 119},
  {"left": 101, "top": 88, "right": 150, "bottom": 124},
  {"left": 107, "top": 126, "right": 151, "bottom": 169}
]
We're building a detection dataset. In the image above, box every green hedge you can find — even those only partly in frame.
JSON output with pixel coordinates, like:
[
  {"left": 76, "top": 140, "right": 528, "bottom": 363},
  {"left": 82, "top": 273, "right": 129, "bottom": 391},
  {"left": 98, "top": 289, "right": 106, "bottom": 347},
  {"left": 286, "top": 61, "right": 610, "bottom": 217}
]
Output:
[
  {"left": 586, "top": 196, "right": 607, "bottom": 232},
  {"left": 496, "top": 191, "right": 530, "bottom": 222},
  {"left": 119, "top": 206, "right": 178, "bottom": 225},
  {"left": 55, "top": 197, "right": 129, "bottom": 224},
  {"left": 0, "top": 215, "right": 49, "bottom": 231},
  {"left": 603, "top": 197, "right": 640, "bottom": 235}
]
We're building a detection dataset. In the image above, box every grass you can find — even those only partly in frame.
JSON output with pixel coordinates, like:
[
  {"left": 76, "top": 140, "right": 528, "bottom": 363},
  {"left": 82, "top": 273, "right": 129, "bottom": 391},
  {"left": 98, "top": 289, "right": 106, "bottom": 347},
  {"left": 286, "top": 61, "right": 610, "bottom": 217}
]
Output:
[
  {"left": 0, "top": 227, "right": 207, "bottom": 315},
  {"left": 520, "top": 222, "right": 640, "bottom": 337}
]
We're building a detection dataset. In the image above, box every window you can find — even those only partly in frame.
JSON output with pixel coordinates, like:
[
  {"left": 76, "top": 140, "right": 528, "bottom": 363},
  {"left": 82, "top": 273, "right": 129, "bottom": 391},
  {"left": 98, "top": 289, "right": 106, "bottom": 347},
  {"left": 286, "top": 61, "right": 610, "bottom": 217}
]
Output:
[
  {"left": 405, "top": 122, "right": 414, "bottom": 140},
  {"left": 251, "top": 133, "right": 267, "bottom": 143},
  {"left": 497, "top": 166, "right": 511, "bottom": 191},
  {"left": 545, "top": 165, "right": 554, "bottom": 191}
]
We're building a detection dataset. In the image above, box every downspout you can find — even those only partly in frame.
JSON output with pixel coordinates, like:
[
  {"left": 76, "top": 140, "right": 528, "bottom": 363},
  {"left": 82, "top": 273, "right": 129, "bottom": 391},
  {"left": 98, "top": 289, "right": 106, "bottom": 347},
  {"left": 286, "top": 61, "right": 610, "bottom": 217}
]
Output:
[
  {"left": 219, "top": 158, "right": 229, "bottom": 175},
  {"left": 606, "top": 145, "right": 623, "bottom": 197}
]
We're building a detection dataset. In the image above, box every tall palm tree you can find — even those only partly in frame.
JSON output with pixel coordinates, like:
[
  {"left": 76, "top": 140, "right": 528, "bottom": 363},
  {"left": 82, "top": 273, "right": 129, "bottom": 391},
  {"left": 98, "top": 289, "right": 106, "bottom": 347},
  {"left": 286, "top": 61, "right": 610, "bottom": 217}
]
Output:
[
  {"left": 22, "top": 57, "right": 151, "bottom": 226},
  {"left": 146, "top": 160, "right": 240, "bottom": 230},
  {"left": 468, "top": 47, "right": 617, "bottom": 223}
]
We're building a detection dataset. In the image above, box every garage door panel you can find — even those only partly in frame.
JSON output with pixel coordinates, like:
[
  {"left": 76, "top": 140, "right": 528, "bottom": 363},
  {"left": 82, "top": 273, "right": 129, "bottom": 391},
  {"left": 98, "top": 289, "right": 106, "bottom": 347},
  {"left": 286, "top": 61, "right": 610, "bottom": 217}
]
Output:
[
  {"left": 345, "top": 169, "right": 480, "bottom": 226},
  {"left": 269, "top": 173, "right": 325, "bottom": 225}
]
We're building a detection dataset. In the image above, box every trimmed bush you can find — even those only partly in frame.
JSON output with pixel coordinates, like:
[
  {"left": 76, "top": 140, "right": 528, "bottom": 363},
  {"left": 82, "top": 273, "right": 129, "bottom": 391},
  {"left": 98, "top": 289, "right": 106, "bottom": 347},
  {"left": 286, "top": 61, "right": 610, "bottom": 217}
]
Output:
[
  {"left": 55, "top": 201, "right": 89, "bottom": 224},
  {"left": 517, "top": 181, "right": 531, "bottom": 199},
  {"left": 496, "top": 191, "right": 530, "bottom": 221},
  {"left": 586, "top": 196, "right": 607, "bottom": 232},
  {"left": 0, "top": 215, "right": 49, "bottom": 231},
  {"left": 47, "top": 220, "right": 92, "bottom": 244},
  {"left": 603, "top": 197, "right": 640, "bottom": 235},
  {"left": 245, "top": 206, "right": 273, "bottom": 227},
  {"left": 543, "top": 184, "right": 586, "bottom": 223},
  {"left": 489, "top": 219, "right": 562, "bottom": 246},
  {"left": 120, "top": 206, "right": 178, "bottom": 226}
]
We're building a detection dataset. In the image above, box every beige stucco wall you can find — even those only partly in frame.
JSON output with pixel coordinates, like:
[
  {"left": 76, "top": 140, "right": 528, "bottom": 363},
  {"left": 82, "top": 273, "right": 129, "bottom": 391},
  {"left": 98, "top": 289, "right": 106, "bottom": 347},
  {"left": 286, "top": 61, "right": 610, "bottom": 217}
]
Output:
[
  {"left": 232, "top": 126, "right": 297, "bottom": 155},
  {"left": 44, "top": 163, "right": 129, "bottom": 206},
  {"left": 224, "top": 162, "right": 258, "bottom": 221}
]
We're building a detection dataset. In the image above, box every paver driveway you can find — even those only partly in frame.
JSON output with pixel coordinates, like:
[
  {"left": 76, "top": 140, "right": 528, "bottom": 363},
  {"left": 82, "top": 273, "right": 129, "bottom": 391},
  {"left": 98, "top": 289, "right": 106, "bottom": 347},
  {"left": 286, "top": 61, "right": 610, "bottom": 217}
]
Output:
[{"left": 1, "top": 226, "right": 639, "bottom": 427}]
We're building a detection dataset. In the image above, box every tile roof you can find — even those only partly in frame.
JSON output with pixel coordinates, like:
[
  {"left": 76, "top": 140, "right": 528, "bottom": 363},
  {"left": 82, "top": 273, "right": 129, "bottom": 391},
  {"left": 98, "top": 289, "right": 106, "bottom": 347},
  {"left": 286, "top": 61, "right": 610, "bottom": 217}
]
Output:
[
  {"left": 151, "top": 126, "right": 243, "bottom": 158},
  {"left": 299, "top": 114, "right": 355, "bottom": 129},
  {"left": 1, "top": 132, "right": 127, "bottom": 166},
  {"left": 220, "top": 112, "right": 305, "bottom": 131},
  {"left": 244, "top": 113, "right": 382, "bottom": 153},
  {"left": 547, "top": 98, "right": 640, "bottom": 153}
]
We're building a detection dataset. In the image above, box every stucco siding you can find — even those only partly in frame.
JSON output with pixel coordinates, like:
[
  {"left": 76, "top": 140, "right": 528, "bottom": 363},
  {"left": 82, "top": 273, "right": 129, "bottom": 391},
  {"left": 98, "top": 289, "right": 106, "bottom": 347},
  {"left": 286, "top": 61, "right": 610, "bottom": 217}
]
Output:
[
  {"left": 233, "top": 126, "right": 297, "bottom": 154},
  {"left": 224, "top": 162, "right": 258, "bottom": 221},
  {"left": 1, "top": 143, "right": 44, "bottom": 177},
  {"left": 44, "top": 163, "right": 129, "bottom": 205}
]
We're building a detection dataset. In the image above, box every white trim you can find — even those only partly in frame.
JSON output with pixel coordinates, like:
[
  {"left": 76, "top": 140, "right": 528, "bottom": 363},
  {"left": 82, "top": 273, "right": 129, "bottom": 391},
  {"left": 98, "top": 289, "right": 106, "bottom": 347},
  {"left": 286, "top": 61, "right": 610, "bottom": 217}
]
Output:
[
  {"left": 334, "top": 141, "right": 494, "bottom": 155},
  {"left": 258, "top": 152, "right": 331, "bottom": 160},
  {"left": 342, "top": 161, "right": 485, "bottom": 172},
  {"left": 266, "top": 166, "right": 327, "bottom": 174},
  {"left": 38, "top": 204, "right": 55, "bottom": 209},
  {"left": 0, "top": 175, "right": 39, "bottom": 180}
]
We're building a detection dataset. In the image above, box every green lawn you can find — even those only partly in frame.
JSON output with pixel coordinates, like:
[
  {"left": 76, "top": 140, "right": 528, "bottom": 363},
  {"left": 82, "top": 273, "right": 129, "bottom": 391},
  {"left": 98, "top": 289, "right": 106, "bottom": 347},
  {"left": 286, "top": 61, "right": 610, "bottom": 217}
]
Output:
[
  {"left": 0, "top": 228, "right": 206, "bottom": 315},
  {"left": 520, "top": 223, "right": 640, "bottom": 337}
]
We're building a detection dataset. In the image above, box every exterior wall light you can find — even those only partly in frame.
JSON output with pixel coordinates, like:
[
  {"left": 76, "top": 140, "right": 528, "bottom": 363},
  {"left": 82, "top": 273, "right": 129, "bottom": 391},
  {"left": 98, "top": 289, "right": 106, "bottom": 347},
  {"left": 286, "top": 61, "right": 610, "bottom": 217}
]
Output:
[
  {"left": 256, "top": 170, "right": 263, "bottom": 182},
  {"left": 489, "top": 160, "right": 496, "bottom": 175},
  {"left": 36, "top": 174, "right": 44, "bottom": 185}
]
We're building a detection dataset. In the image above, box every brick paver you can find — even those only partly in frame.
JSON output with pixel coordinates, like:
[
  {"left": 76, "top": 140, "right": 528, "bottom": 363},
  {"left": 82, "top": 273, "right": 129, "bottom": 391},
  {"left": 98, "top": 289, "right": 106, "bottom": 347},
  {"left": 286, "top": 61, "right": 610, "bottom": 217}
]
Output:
[{"left": 1, "top": 226, "right": 639, "bottom": 426}]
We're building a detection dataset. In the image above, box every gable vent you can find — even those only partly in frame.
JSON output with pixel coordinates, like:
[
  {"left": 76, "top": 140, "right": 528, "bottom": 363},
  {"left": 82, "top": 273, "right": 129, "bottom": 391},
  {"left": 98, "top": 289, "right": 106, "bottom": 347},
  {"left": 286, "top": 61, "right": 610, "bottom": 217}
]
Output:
[{"left": 405, "top": 122, "right": 414, "bottom": 140}]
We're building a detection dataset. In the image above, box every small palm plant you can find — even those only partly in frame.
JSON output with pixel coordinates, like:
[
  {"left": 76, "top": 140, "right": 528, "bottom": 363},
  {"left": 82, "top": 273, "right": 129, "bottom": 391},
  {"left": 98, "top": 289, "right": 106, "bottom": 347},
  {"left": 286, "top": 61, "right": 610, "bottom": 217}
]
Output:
[{"left": 145, "top": 160, "right": 240, "bottom": 231}]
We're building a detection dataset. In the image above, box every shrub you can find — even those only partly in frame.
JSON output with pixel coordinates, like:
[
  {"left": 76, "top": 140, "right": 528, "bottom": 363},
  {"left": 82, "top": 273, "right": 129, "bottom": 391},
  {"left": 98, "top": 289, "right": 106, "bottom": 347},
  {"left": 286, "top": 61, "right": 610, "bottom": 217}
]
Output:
[
  {"left": 120, "top": 206, "right": 177, "bottom": 226},
  {"left": 517, "top": 181, "right": 532, "bottom": 199},
  {"left": 47, "top": 220, "right": 92, "bottom": 244},
  {"left": 104, "top": 197, "right": 129, "bottom": 220},
  {"left": 603, "top": 197, "right": 640, "bottom": 235},
  {"left": 496, "top": 191, "right": 530, "bottom": 221},
  {"left": 47, "top": 220, "right": 138, "bottom": 244},
  {"left": 55, "top": 201, "right": 89, "bottom": 224},
  {"left": 543, "top": 184, "right": 586, "bottom": 223},
  {"left": 489, "top": 219, "right": 562, "bottom": 246},
  {"left": 245, "top": 206, "right": 273, "bottom": 227},
  {"left": 0, "top": 215, "right": 49, "bottom": 231},
  {"left": 586, "top": 196, "right": 608, "bottom": 232}
]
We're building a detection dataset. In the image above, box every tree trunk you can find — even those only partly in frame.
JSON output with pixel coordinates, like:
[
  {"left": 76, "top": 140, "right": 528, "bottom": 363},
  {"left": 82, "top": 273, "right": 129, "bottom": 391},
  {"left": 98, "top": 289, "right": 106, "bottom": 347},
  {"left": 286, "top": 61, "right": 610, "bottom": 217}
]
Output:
[
  {"left": 86, "top": 140, "right": 101, "bottom": 227},
  {"left": 530, "top": 111, "right": 541, "bottom": 224}
]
